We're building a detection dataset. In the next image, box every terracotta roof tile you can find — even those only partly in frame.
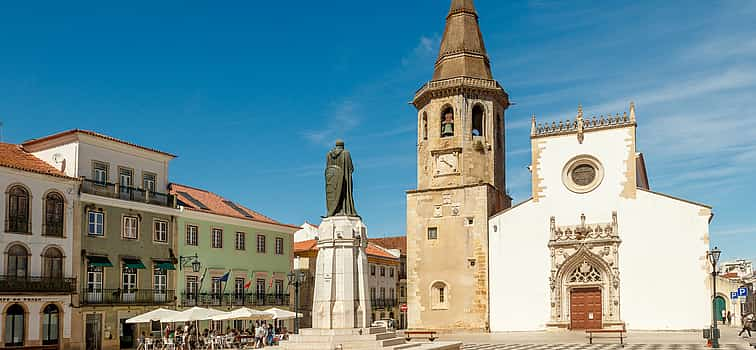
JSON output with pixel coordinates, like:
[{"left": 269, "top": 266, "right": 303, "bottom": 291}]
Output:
[
  {"left": 169, "top": 183, "right": 298, "bottom": 230},
  {"left": 22, "top": 129, "right": 176, "bottom": 158},
  {"left": 294, "top": 239, "right": 399, "bottom": 260},
  {"left": 0, "top": 143, "right": 75, "bottom": 180},
  {"left": 368, "top": 236, "right": 406, "bottom": 256}
]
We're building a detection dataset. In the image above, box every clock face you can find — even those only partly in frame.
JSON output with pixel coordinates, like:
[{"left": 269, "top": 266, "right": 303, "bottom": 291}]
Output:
[{"left": 435, "top": 153, "right": 458, "bottom": 175}]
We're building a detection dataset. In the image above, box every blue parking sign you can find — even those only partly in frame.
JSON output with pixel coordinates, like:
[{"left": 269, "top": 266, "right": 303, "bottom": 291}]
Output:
[
  {"left": 731, "top": 291, "right": 738, "bottom": 299},
  {"left": 738, "top": 287, "right": 748, "bottom": 297}
]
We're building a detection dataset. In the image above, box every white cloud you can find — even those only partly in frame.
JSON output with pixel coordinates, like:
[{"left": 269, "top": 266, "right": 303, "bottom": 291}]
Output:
[{"left": 302, "top": 100, "right": 361, "bottom": 146}]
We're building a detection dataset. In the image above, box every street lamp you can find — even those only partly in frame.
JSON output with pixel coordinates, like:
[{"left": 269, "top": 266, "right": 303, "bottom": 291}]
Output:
[
  {"left": 287, "top": 270, "right": 305, "bottom": 334},
  {"left": 179, "top": 253, "right": 201, "bottom": 273},
  {"left": 707, "top": 246, "right": 722, "bottom": 348}
]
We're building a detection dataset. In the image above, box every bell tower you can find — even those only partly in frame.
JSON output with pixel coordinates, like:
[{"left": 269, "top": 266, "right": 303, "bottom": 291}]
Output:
[{"left": 406, "top": 0, "right": 510, "bottom": 331}]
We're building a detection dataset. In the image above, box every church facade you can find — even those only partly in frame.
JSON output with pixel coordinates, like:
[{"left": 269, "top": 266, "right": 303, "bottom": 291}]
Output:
[{"left": 408, "top": 0, "right": 713, "bottom": 332}]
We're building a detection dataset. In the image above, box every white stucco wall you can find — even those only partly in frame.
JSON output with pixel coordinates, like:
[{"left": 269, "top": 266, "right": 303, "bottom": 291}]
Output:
[
  {"left": 489, "top": 124, "right": 711, "bottom": 331},
  {"left": 0, "top": 167, "right": 77, "bottom": 278}
]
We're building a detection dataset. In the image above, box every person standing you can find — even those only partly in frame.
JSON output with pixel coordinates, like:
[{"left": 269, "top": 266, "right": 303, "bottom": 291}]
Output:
[
  {"left": 739, "top": 312, "right": 754, "bottom": 337},
  {"left": 727, "top": 310, "right": 732, "bottom": 326}
]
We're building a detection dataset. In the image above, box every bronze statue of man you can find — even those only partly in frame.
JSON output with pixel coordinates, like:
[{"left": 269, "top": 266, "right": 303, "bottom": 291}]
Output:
[{"left": 325, "top": 140, "right": 358, "bottom": 217}]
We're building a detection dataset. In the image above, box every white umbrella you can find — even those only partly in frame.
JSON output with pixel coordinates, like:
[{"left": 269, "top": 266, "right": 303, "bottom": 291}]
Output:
[
  {"left": 164, "top": 307, "right": 226, "bottom": 322},
  {"left": 126, "top": 308, "right": 181, "bottom": 324},
  {"left": 210, "top": 307, "right": 273, "bottom": 321},
  {"left": 263, "top": 307, "right": 302, "bottom": 320}
]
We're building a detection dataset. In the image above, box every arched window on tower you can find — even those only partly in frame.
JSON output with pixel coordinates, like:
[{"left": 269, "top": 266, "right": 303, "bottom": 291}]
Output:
[
  {"left": 472, "top": 104, "right": 484, "bottom": 137},
  {"left": 431, "top": 281, "right": 449, "bottom": 310},
  {"left": 422, "top": 113, "right": 428, "bottom": 141},
  {"left": 440, "top": 107, "right": 454, "bottom": 138}
]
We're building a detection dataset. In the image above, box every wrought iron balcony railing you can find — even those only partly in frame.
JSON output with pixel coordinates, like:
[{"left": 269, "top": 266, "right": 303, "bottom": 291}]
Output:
[
  {"left": 371, "top": 298, "right": 398, "bottom": 309},
  {"left": 180, "top": 293, "right": 290, "bottom": 307},
  {"left": 81, "top": 288, "right": 175, "bottom": 305},
  {"left": 81, "top": 179, "right": 175, "bottom": 208},
  {"left": 0, "top": 276, "right": 76, "bottom": 293}
]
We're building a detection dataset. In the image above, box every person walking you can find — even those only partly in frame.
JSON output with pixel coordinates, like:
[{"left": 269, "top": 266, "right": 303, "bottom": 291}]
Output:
[
  {"left": 739, "top": 312, "right": 754, "bottom": 337},
  {"left": 727, "top": 310, "right": 732, "bottom": 326}
]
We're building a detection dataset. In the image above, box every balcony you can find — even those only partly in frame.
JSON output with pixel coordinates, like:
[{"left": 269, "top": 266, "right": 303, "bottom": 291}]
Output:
[
  {"left": 371, "top": 298, "right": 398, "bottom": 309},
  {"left": 81, "top": 179, "right": 175, "bottom": 208},
  {"left": 81, "top": 288, "right": 175, "bottom": 305},
  {"left": 180, "top": 293, "right": 290, "bottom": 307},
  {"left": 0, "top": 276, "right": 76, "bottom": 294}
]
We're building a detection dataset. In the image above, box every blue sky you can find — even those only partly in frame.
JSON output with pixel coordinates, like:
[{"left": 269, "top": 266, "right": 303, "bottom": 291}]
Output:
[{"left": 1, "top": 1, "right": 754, "bottom": 262}]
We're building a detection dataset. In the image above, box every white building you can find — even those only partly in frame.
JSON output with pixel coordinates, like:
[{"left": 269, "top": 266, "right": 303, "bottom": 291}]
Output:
[
  {"left": 0, "top": 143, "right": 79, "bottom": 348},
  {"left": 293, "top": 222, "right": 319, "bottom": 242},
  {"left": 488, "top": 106, "right": 713, "bottom": 331}
]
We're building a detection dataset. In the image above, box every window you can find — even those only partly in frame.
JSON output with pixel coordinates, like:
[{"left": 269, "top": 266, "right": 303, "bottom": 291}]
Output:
[
  {"left": 42, "top": 247, "right": 63, "bottom": 278},
  {"left": 211, "top": 278, "right": 222, "bottom": 298},
  {"left": 400, "top": 286, "right": 406, "bottom": 298},
  {"left": 465, "top": 217, "right": 474, "bottom": 226},
  {"left": 370, "top": 265, "right": 376, "bottom": 276},
  {"left": 472, "top": 104, "right": 484, "bottom": 137},
  {"left": 427, "top": 227, "right": 438, "bottom": 240},
  {"left": 422, "top": 112, "right": 428, "bottom": 141},
  {"left": 42, "top": 304, "right": 59, "bottom": 345},
  {"left": 389, "top": 268, "right": 394, "bottom": 278},
  {"left": 87, "top": 265, "right": 103, "bottom": 293},
  {"left": 44, "top": 192, "right": 65, "bottom": 236},
  {"left": 256, "top": 235, "right": 266, "bottom": 253},
  {"left": 380, "top": 266, "right": 386, "bottom": 277},
  {"left": 380, "top": 287, "right": 386, "bottom": 299},
  {"left": 7, "top": 185, "right": 30, "bottom": 233},
  {"left": 7, "top": 244, "right": 29, "bottom": 277},
  {"left": 440, "top": 107, "right": 454, "bottom": 137},
  {"left": 256, "top": 279, "right": 266, "bottom": 298},
  {"left": 370, "top": 288, "right": 376, "bottom": 301},
  {"left": 154, "top": 220, "right": 168, "bottom": 243},
  {"left": 235, "top": 232, "right": 246, "bottom": 251},
  {"left": 186, "top": 276, "right": 198, "bottom": 299},
  {"left": 389, "top": 288, "right": 395, "bottom": 299},
  {"left": 118, "top": 167, "right": 133, "bottom": 189},
  {"left": 234, "top": 278, "right": 245, "bottom": 302},
  {"left": 212, "top": 229, "right": 223, "bottom": 248},
  {"left": 93, "top": 161, "right": 108, "bottom": 184},
  {"left": 143, "top": 173, "right": 157, "bottom": 192},
  {"left": 431, "top": 281, "right": 449, "bottom": 310},
  {"left": 122, "top": 216, "right": 138, "bottom": 239},
  {"left": 153, "top": 266, "right": 167, "bottom": 293},
  {"left": 4, "top": 304, "right": 24, "bottom": 346},
  {"left": 275, "top": 237, "right": 284, "bottom": 255},
  {"left": 88, "top": 211, "right": 104, "bottom": 236},
  {"left": 186, "top": 225, "right": 199, "bottom": 246},
  {"left": 275, "top": 280, "right": 284, "bottom": 295},
  {"left": 122, "top": 266, "right": 137, "bottom": 294}
]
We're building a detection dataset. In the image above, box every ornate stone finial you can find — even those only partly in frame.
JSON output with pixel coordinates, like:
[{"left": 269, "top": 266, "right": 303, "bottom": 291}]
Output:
[
  {"left": 531, "top": 114, "right": 537, "bottom": 136},
  {"left": 629, "top": 101, "right": 636, "bottom": 121},
  {"left": 576, "top": 105, "right": 585, "bottom": 144}
]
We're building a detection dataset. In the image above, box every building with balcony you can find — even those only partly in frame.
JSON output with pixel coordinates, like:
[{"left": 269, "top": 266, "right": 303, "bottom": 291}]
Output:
[
  {"left": 23, "top": 130, "right": 180, "bottom": 350},
  {"left": 369, "top": 236, "right": 407, "bottom": 329},
  {"left": 294, "top": 238, "right": 400, "bottom": 328},
  {"left": 0, "top": 142, "right": 80, "bottom": 349},
  {"left": 169, "top": 183, "right": 297, "bottom": 328}
]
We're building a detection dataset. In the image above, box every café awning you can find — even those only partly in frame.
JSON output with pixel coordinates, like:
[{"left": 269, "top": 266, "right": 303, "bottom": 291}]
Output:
[{"left": 87, "top": 255, "right": 113, "bottom": 267}]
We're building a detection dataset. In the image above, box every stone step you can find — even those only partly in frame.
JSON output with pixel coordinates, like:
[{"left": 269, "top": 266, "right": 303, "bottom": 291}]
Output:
[
  {"left": 387, "top": 343, "right": 423, "bottom": 350},
  {"left": 375, "top": 331, "right": 398, "bottom": 340},
  {"left": 286, "top": 333, "right": 395, "bottom": 343},
  {"left": 380, "top": 337, "right": 408, "bottom": 347}
]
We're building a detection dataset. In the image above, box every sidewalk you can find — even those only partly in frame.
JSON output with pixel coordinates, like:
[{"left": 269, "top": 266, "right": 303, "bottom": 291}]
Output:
[{"left": 440, "top": 326, "right": 752, "bottom": 346}]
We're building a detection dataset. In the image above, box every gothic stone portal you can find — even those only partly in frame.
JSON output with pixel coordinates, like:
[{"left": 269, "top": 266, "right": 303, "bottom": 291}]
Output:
[{"left": 547, "top": 212, "right": 623, "bottom": 329}]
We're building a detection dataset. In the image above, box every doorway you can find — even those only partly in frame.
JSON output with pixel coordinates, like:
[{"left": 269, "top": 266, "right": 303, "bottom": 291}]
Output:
[
  {"left": 570, "top": 288, "right": 602, "bottom": 329},
  {"left": 120, "top": 318, "right": 135, "bottom": 349},
  {"left": 714, "top": 296, "right": 726, "bottom": 322},
  {"left": 85, "top": 314, "right": 102, "bottom": 350}
]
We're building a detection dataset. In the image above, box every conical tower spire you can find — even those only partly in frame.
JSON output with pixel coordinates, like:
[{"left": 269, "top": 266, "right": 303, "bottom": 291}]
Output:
[{"left": 432, "top": 0, "right": 492, "bottom": 81}]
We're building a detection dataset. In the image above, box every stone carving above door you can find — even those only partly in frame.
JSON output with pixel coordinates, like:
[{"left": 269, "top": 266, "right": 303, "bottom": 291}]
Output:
[{"left": 547, "top": 212, "right": 623, "bottom": 329}]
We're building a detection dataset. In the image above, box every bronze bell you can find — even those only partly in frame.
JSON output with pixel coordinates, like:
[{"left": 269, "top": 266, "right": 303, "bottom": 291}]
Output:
[{"left": 441, "top": 113, "right": 454, "bottom": 137}]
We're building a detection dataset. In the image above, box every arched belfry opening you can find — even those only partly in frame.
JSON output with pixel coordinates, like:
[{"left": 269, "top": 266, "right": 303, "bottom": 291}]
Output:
[
  {"left": 422, "top": 112, "right": 428, "bottom": 141},
  {"left": 472, "top": 104, "right": 484, "bottom": 137},
  {"left": 440, "top": 107, "right": 454, "bottom": 138}
]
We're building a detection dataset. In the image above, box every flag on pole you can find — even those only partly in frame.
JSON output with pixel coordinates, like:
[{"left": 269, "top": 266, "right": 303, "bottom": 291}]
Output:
[
  {"left": 219, "top": 271, "right": 230, "bottom": 282},
  {"left": 244, "top": 280, "right": 252, "bottom": 289}
]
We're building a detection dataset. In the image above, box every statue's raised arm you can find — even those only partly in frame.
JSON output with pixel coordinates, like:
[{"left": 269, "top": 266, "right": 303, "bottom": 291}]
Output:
[{"left": 324, "top": 139, "right": 358, "bottom": 217}]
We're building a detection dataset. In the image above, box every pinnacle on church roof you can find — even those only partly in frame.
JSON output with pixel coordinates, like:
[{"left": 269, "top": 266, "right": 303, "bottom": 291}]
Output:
[{"left": 432, "top": 0, "right": 493, "bottom": 81}]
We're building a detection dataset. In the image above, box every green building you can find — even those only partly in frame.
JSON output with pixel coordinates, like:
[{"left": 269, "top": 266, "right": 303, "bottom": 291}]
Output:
[{"left": 169, "top": 183, "right": 298, "bottom": 325}]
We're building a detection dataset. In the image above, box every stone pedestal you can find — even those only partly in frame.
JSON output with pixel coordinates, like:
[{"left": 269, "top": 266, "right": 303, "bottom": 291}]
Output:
[{"left": 311, "top": 215, "right": 371, "bottom": 329}]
